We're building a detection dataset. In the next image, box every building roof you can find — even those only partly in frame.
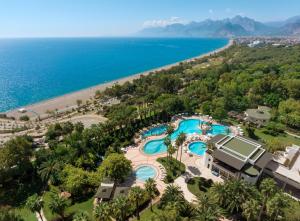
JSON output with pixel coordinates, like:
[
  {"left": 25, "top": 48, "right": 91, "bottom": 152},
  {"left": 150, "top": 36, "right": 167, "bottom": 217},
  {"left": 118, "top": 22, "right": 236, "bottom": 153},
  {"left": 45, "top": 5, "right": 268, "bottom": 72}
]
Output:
[
  {"left": 208, "top": 134, "right": 227, "bottom": 145},
  {"left": 216, "top": 135, "right": 264, "bottom": 161},
  {"left": 242, "top": 164, "right": 260, "bottom": 177},
  {"left": 213, "top": 149, "right": 245, "bottom": 170},
  {"left": 266, "top": 145, "right": 300, "bottom": 184},
  {"left": 113, "top": 187, "right": 130, "bottom": 199},
  {"left": 211, "top": 135, "right": 271, "bottom": 172},
  {"left": 255, "top": 152, "right": 273, "bottom": 169},
  {"left": 95, "top": 185, "right": 114, "bottom": 199}
]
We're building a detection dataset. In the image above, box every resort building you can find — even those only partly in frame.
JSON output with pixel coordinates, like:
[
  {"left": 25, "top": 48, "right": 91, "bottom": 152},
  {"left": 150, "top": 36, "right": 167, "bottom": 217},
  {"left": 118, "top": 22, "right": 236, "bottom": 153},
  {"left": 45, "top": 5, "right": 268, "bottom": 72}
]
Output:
[
  {"left": 94, "top": 179, "right": 130, "bottom": 204},
  {"left": 204, "top": 134, "right": 272, "bottom": 184},
  {"left": 244, "top": 106, "right": 271, "bottom": 126},
  {"left": 264, "top": 144, "right": 300, "bottom": 198}
]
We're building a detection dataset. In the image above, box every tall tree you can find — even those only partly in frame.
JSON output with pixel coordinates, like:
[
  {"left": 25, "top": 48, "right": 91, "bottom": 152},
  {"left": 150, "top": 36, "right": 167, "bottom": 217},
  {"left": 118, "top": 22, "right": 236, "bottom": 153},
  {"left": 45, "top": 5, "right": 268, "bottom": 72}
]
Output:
[
  {"left": 266, "top": 192, "right": 290, "bottom": 221},
  {"left": 195, "top": 193, "right": 223, "bottom": 221},
  {"left": 145, "top": 178, "right": 158, "bottom": 211},
  {"left": 94, "top": 202, "right": 111, "bottom": 221},
  {"left": 159, "top": 184, "right": 185, "bottom": 210},
  {"left": 128, "top": 186, "right": 145, "bottom": 220},
  {"left": 72, "top": 211, "right": 90, "bottom": 221},
  {"left": 26, "top": 194, "right": 44, "bottom": 221},
  {"left": 258, "top": 178, "right": 277, "bottom": 221},
  {"left": 48, "top": 194, "right": 68, "bottom": 220},
  {"left": 112, "top": 196, "right": 130, "bottom": 221},
  {"left": 98, "top": 153, "right": 132, "bottom": 183},
  {"left": 38, "top": 159, "right": 61, "bottom": 185},
  {"left": 242, "top": 199, "right": 261, "bottom": 221}
]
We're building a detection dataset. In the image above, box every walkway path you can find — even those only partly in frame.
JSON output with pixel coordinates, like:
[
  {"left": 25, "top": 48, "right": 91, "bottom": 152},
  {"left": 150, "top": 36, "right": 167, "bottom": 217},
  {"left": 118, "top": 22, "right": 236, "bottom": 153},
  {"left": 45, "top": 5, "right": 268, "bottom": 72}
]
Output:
[{"left": 285, "top": 131, "right": 300, "bottom": 139}]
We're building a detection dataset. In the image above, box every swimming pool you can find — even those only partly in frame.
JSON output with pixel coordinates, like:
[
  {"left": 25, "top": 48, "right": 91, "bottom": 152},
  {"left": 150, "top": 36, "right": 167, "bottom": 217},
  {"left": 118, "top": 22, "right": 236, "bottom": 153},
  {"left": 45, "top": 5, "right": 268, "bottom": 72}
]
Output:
[
  {"left": 143, "top": 119, "right": 229, "bottom": 155},
  {"left": 188, "top": 141, "right": 207, "bottom": 156},
  {"left": 143, "top": 139, "right": 167, "bottom": 155},
  {"left": 142, "top": 125, "right": 167, "bottom": 138},
  {"left": 135, "top": 165, "right": 157, "bottom": 181}
]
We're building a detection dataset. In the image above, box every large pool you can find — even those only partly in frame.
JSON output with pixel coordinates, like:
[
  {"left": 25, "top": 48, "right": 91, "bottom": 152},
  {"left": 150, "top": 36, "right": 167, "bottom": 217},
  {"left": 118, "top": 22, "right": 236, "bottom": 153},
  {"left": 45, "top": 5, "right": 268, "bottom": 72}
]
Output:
[
  {"left": 143, "top": 139, "right": 167, "bottom": 155},
  {"left": 143, "top": 119, "right": 229, "bottom": 155},
  {"left": 188, "top": 141, "right": 207, "bottom": 156},
  {"left": 135, "top": 165, "right": 157, "bottom": 182},
  {"left": 142, "top": 125, "right": 167, "bottom": 138}
]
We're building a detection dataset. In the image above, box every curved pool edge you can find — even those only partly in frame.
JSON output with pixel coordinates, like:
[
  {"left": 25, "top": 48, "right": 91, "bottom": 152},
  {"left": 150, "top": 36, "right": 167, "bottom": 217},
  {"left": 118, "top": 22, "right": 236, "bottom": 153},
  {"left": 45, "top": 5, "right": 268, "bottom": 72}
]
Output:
[
  {"left": 134, "top": 164, "right": 159, "bottom": 182},
  {"left": 188, "top": 141, "right": 207, "bottom": 156}
]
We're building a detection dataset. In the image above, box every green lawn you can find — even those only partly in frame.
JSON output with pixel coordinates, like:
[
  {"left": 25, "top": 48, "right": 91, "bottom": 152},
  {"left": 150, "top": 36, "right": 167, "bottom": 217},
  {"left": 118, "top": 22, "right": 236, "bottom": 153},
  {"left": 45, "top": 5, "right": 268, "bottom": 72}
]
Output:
[
  {"left": 254, "top": 128, "right": 300, "bottom": 146},
  {"left": 157, "top": 157, "right": 186, "bottom": 183},
  {"left": 187, "top": 177, "right": 213, "bottom": 197},
  {"left": 15, "top": 207, "right": 37, "bottom": 221},
  {"left": 42, "top": 186, "right": 94, "bottom": 221}
]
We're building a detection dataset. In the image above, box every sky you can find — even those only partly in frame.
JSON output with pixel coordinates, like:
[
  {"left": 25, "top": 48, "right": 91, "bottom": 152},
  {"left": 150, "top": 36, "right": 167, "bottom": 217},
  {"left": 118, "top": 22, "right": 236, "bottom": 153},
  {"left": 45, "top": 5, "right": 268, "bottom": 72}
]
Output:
[{"left": 0, "top": 0, "right": 299, "bottom": 37}]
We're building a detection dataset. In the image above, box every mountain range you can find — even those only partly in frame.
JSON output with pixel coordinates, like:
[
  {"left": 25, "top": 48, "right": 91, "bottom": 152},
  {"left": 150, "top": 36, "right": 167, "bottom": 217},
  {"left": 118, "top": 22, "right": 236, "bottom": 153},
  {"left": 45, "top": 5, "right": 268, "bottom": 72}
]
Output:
[{"left": 138, "top": 15, "right": 300, "bottom": 37}]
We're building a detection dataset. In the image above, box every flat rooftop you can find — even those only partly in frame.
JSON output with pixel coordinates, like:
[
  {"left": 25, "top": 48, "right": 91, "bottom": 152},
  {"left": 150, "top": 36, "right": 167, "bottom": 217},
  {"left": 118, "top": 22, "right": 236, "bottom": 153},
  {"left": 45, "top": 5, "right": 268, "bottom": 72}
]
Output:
[{"left": 216, "top": 135, "right": 264, "bottom": 162}]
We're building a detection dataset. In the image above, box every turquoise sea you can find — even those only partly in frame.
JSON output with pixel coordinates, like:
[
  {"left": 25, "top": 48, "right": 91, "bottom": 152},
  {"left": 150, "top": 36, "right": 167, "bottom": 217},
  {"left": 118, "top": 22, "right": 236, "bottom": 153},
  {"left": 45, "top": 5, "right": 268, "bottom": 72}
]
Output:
[{"left": 0, "top": 38, "right": 228, "bottom": 112}]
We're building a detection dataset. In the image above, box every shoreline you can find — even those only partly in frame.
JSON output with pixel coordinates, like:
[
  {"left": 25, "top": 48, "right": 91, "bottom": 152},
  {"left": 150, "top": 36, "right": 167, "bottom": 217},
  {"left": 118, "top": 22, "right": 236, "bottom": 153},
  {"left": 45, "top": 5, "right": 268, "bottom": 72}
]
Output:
[{"left": 6, "top": 39, "right": 233, "bottom": 119}]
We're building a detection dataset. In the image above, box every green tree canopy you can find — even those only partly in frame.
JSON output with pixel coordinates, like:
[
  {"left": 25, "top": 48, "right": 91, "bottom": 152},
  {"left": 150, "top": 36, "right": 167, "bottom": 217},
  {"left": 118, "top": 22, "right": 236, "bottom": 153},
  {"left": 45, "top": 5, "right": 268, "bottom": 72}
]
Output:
[{"left": 98, "top": 153, "right": 132, "bottom": 183}]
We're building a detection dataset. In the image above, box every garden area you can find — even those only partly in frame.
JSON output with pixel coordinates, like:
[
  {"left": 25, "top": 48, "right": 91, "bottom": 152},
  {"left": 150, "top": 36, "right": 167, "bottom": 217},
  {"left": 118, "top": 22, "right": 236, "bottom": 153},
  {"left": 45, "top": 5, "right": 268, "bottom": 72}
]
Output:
[
  {"left": 157, "top": 157, "right": 186, "bottom": 183},
  {"left": 187, "top": 177, "right": 213, "bottom": 196}
]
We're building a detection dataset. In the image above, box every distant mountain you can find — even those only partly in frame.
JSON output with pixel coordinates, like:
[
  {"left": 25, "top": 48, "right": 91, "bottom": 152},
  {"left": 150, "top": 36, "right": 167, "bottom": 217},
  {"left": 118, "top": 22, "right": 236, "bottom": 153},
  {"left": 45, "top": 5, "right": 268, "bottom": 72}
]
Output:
[
  {"left": 138, "top": 15, "right": 300, "bottom": 37},
  {"left": 266, "top": 15, "right": 300, "bottom": 27}
]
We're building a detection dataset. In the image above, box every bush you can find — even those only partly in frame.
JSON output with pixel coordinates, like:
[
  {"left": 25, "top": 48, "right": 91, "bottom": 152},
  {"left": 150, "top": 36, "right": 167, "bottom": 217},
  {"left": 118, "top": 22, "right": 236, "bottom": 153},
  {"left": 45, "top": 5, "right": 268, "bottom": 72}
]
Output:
[
  {"left": 157, "top": 157, "right": 186, "bottom": 183},
  {"left": 263, "top": 122, "right": 284, "bottom": 136},
  {"left": 19, "top": 115, "right": 30, "bottom": 121}
]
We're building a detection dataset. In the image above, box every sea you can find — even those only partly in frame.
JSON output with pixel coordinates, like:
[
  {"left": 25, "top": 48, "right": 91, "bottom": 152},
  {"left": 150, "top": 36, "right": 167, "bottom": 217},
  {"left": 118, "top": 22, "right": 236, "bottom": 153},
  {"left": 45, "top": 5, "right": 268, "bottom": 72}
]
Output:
[{"left": 0, "top": 38, "right": 228, "bottom": 112}]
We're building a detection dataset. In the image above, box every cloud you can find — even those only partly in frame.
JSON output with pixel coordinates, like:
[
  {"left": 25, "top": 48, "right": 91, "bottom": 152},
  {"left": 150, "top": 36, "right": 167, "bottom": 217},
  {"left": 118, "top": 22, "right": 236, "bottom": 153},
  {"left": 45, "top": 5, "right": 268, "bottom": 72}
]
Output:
[
  {"left": 142, "top": 17, "right": 185, "bottom": 28},
  {"left": 209, "top": 9, "right": 214, "bottom": 14}
]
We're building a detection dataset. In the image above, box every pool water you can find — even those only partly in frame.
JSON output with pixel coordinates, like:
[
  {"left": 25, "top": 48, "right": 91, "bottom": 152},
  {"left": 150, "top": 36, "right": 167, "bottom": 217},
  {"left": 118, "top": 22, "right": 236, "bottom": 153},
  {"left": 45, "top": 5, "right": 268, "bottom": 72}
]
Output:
[
  {"left": 135, "top": 165, "right": 157, "bottom": 181},
  {"left": 142, "top": 125, "right": 167, "bottom": 138},
  {"left": 143, "top": 119, "right": 229, "bottom": 155},
  {"left": 188, "top": 141, "right": 207, "bottom": 156},
  {"left": 143, "top": 139, "right": 167, "bottom": 155}
]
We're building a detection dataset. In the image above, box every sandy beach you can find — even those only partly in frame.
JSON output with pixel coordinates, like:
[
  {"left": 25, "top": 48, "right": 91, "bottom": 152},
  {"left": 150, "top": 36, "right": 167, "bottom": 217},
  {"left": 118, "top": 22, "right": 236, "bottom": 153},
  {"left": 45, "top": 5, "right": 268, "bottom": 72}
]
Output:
[{"left": 6, "top": 39, "right": 233, "bottom": 119}]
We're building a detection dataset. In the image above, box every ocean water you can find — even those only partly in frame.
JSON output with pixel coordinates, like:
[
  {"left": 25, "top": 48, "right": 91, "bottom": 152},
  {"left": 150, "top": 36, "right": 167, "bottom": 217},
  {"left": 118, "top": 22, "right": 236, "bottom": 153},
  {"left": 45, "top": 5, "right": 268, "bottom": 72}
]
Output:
[{"left": 0, "top": 38, "right": 228, "bottom": 112}]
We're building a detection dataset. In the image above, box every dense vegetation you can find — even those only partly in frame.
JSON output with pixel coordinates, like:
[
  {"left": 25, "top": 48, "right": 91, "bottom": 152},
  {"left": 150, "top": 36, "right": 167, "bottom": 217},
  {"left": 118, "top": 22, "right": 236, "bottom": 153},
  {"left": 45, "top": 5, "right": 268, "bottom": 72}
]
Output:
[
  {"left": 138, "top": 178, "right": 298, "bottom": 221},
  {"left": 1, "top": 44, "right": 300, "bottom": 220}
]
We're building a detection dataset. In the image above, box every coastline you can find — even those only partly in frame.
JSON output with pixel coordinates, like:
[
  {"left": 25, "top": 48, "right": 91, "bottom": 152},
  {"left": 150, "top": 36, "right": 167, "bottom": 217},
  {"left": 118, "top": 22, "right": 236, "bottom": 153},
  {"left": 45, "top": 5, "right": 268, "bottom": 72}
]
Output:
[{"left": 6, "top": 39, "right": 234, "bottom": 119}]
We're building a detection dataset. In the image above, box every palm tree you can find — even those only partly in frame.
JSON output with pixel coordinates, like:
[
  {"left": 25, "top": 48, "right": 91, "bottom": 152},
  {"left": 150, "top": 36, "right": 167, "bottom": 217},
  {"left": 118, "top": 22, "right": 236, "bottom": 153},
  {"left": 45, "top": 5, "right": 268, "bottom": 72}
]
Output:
[
  {"left": 257, "top": 178, "right": 277, "bottom": 221},
  {"left": 38, "top": 159, "right": 61, "bottom": 185},
  {"left": 145, "top": 178, "right": 158, "bottom": 211},
  {"left": 26, "top": 194, "right": 44, "bottom": 221},
  {"left": 266, "top": 192, "right": 290, "bottom": 221},
  {"left": 73, "top": 211, "right": 90, "bottom": 221},
  {"left": 166, "top": 125, "right": 174, "bottom": 136},
  {"left": 128, "top": 186, "right": 145, "bottom": 220},
  {"left": 94, "top": 202, "right": 111, "bottom": 221},
  {"left": 242, "top": 199, "right": 261, "bottom": 221},
  {"left": 153, "top": 202, "right": 181, "bottom": 221},
  {"left": 211, "top": 179, "right": 255, "bottom": 213},
  {"left": 175, "top": 133, "right": 186, "bottom": 162},
  {"left": 167, "top": 145, "right": 176, "bottom": 161},
  {"left": 112, "top": 196, "right": 130, "bottom": 221},
  {"left": 195, "top": 193, "right": 223, "bottom": 221},
  {"left": 210, "top": 183, "right": 227, "bottom": 208},
  {"left": 178, "top": 133, "right": 186, "bottom": 162},
  {"left": 48, "top": 194, "right": 68, "bottom": 220},
  {"left": 159, "top": 184, "right": 185, "bottom": 209}
]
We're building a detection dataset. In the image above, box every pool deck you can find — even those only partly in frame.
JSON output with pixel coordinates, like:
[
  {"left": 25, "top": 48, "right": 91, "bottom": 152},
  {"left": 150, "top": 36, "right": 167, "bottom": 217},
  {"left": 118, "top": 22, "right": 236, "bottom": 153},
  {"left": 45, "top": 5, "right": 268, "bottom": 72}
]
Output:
[{"left": 125, "top": 115, "right": 227, "bottom": 201}]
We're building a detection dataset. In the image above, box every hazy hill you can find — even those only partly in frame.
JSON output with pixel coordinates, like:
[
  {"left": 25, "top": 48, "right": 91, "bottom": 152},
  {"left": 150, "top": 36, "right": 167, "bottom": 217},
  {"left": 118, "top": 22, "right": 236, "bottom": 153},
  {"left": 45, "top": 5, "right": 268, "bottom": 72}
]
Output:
[{"left": 138, "top": 15, "right": 300, "bottom": 37}]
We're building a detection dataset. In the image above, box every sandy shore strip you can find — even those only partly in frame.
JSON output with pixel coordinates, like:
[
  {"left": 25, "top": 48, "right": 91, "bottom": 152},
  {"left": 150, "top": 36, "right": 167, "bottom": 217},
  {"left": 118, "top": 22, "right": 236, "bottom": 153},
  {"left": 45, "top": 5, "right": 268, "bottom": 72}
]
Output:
[{"left": 6, "top": 39, "right": 234, "bottom": 119}]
